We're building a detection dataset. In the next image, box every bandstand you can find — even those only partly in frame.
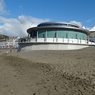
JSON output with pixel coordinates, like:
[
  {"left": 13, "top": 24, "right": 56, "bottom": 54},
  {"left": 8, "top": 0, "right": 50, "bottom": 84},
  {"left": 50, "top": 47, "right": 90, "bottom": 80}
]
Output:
[{"left": 18, "top": 22, "right": 95, "bottom": 51}]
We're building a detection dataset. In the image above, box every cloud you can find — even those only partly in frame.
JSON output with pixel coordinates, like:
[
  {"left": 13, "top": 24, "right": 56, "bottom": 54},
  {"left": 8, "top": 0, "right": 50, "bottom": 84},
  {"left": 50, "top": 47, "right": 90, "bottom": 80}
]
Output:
[
  {"left": 69, "top": 21, "right": 91, "bottom": 30},
  {"left": 69, "top": 21, "right": 82, "bottom": 27},
  {"left": 86, "top": 18, "right": 95, "bottom": 22},
  {"left": 0, "top": 0, "right": 8, "bottom": 14},
  {"left": 19, "top": 5, "right": 23, "bottom": 10},
  {"left": 0, "top": 15, "right": 50, "bottom": 37},
  {"left": 1, "top": 16, "right": 90, "bottom": 37}
]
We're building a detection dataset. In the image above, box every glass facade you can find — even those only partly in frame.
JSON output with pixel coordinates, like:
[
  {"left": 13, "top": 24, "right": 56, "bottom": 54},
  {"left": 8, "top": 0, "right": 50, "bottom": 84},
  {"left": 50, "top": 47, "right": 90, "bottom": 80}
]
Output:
[
  {"left": 31, "top": 29, "right": 87, "bottom": 40},
  {"left": 38, "top": 30, "right": 46, "bottom": 38},
  {"left": 47, "top": 30, "right": 56, "bottom": 38}
]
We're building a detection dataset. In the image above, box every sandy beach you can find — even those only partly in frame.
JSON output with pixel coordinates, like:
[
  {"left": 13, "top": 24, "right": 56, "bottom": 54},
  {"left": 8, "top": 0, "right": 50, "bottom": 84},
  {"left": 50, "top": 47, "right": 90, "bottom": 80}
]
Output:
[{"left": 0, "top": 47, "right": 95, "bottom": 95}]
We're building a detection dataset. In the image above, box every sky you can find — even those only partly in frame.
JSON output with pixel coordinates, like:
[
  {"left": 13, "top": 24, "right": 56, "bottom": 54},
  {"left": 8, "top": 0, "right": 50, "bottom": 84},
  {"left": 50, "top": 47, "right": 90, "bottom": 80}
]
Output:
[{"left": 0, "top": 0, "right": 95, "bottom": 37}]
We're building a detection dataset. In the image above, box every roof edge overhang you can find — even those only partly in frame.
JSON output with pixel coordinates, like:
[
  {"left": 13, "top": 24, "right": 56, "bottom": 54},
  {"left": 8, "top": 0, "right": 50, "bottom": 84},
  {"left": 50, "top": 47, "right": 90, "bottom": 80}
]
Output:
[{"left": 27, "top": 26, "right": 89, "bottom": 35}]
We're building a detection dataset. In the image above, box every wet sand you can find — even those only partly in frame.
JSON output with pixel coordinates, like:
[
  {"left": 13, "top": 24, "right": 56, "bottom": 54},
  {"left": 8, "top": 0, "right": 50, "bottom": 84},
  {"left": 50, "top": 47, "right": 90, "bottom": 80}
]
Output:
[{"left": 0, "top": 47, "right": 95, "bottom": 95}]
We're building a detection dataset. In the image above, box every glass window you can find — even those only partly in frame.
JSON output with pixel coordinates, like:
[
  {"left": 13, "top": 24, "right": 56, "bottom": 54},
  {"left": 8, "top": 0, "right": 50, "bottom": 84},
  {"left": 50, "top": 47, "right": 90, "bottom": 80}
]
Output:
[
  {"left": 58, "top": 30, "right": 66, "bottom": 38},
  {"left": 32, "top": 31, "right": 37, "bottom": 38},
  {"left": 38, "top": 30, "right": 46, "bottom": 38},
  {"left": 76, "top": 34, "right": 78, "bottom": 39},
  {"left": 43, "top": 34, "right": 45, "bottom": 38},
  {"left": 66, "top": 33, "right": 68, "bottom": 38},
  {"left": 47, "top": 30, "right": 55, "bottom": 38}
]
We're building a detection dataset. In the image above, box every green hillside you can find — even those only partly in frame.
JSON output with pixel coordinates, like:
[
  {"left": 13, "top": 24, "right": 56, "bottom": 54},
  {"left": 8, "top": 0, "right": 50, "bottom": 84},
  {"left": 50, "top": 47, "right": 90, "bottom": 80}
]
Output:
[{"left": 0, "top": 34, "right": 9, "bottom": 40}]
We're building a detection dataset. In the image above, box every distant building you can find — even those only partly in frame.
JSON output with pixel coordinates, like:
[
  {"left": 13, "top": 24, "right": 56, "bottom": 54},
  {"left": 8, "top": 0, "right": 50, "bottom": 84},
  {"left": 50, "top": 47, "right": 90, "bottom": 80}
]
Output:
[
  {"left": 89, "top": 26, "right": 95, "bottom": 42},
  {"left": 0, "top": 40, "right": 6, "bottom": 48},
  {"left": 0, "top": 36, "right": 20, "bottom": 48}
]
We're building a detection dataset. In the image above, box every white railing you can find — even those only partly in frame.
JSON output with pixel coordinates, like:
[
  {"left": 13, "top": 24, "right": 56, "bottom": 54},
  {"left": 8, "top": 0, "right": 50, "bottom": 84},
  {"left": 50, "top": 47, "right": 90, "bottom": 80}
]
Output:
[
  {"left": 21, "top": 38, "right": 90, "bottom": 44},
  {"left": 18, "top": 37, "right": 95, "bottom": 46}
]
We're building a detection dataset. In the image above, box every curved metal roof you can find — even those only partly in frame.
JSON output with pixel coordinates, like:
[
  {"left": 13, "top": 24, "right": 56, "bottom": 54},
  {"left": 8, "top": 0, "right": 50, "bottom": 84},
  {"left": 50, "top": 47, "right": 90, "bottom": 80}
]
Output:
[
  {"left": 27, "top": 22, "right": 89, "bottom": 34},
  {"left": 37, "top": 22, "right": 80, "bottom": 28}
]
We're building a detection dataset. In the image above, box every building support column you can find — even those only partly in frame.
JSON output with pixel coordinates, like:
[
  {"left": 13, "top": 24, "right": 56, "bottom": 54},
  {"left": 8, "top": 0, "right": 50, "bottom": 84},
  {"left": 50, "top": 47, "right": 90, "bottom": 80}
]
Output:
[
  {"left": 87, "top": 36, "right": 89, "bottom": 44},
  {"left": 36, "top": 31, "right": 38, "bottom": 42},
  {"left": 56, "top": 31, "right": 58, "bottom": 42},
  {"left": 85, "top": 35, "right": 87, "bottom": 44},
  {"left": 63, "top": 37, "right": 64, "bottom": 42},
  {"left": 80, "top": 38, "right": 81, "bottom": 43},
  {"left": 28, "top": 33, "right": 29, "bottom": 42},
  {"left": 77, "top": 33, "right": 79, "bottom": 44},
  {"left": 68, "top": 32, "right": 69, "bottom": 43},
  {"left": 45, "top": 31, "right": 47, "bottom": 42},
  {"left": 28, "top": 33, "right": 29, "bottom": 38}
]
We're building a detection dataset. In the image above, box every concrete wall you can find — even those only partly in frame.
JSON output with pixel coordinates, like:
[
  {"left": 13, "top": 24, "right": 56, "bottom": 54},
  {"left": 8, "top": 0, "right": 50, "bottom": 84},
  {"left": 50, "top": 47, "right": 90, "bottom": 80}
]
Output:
[{"left": 18, "top": 42, "right": 89, "bottom": 52}]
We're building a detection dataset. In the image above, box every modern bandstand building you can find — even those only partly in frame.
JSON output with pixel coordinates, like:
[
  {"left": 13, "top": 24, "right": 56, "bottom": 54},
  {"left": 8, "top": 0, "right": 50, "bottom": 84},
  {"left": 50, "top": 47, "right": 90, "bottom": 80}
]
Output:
[{"left": 18, "top": 22, "right": 95, "bottom": 51}]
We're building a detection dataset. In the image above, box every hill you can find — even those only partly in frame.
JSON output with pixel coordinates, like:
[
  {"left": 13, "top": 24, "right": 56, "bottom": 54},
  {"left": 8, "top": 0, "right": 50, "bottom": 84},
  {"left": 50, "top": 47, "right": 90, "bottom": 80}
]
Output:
[{"left": 0, "top": 34, "right": 9, "bottom": 40}]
